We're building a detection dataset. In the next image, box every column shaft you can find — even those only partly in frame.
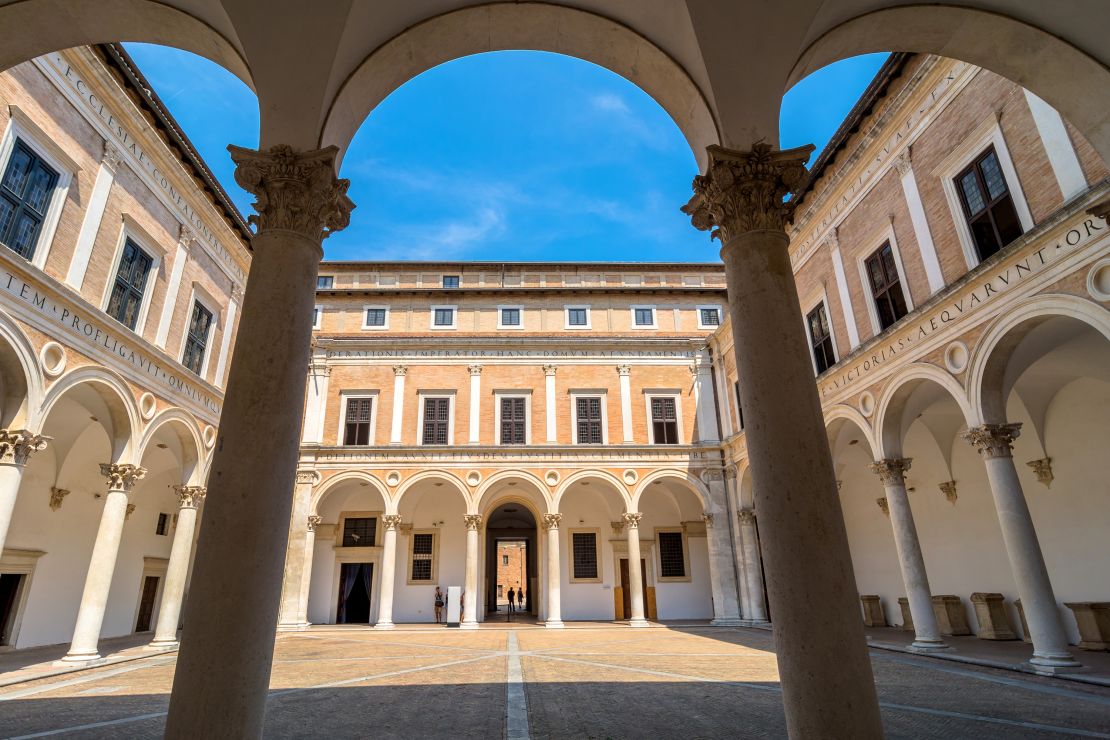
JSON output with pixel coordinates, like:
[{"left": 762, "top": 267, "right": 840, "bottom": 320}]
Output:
[
  {"left": 376, "top": 516, "right": 400, "bottom": 629},
  {"left": 623, "top": 513, "right": 648, "bottom": 626},
  {"left": 617, "top": 366, "right": 633, "bottom": 443},
  {"left": 278, "top": 476, "right": 315, "bottom": 629},
  {"left": 151, "top": 488, "right": 205, "bottom": 647},
  {"left": 704, "top": 512, "right": 742, "bottom": 625},
  {"left": 462, "top": 515, "right": 480, "bottom": 628},
  {"left": 390, "top": 367, "right": 406, "bottom": 444},
  {"left": 297, "top": 519, "right": 320, "bottom": 626},
  {"left": 738, "top": 511, "right": 768, "bottom": 622},
  {"left": 544, "top": 366, "right": 557, "bottom": 442},
  {"left": 544, "top": 514, "right": 563, "bottom": 627}
]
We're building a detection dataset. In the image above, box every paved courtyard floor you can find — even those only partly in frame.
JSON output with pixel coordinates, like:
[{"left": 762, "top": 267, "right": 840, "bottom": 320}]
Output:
[{"left": 1, "top": 625, "right": 1109, "bottom": 738}]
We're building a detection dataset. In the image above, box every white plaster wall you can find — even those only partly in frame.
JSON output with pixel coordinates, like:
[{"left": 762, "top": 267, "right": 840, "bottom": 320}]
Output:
[
  {"left": 393, "top": 489, "right": 466, "bottom": 623},
  {"left": 558, "top": 490, "right": 616, "bottom": 621},
  {"left": 640, "top": 491, "right": 712, "bottom": 621}
]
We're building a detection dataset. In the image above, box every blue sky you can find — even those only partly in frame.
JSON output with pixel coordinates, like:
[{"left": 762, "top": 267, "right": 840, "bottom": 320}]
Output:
[{"left": 124, "top": 45, "right": 887, "bottom": 262}]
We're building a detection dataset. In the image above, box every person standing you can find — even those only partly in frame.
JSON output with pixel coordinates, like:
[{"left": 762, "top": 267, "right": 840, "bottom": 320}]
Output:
[
  {"left": 434, "top": 586, "right": 444, "bottom": 624},
  {"left": 507, "top": 586, "right": 516, "bottom": 613}
]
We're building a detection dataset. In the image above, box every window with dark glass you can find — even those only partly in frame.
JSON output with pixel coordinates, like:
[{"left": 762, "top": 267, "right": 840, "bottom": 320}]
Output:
[
  {"left": 500, "top": 307, "right": 521, "bottom": 326},
  {"left": 634, "top": 307, "right": 654, "bottom": 326},
  {"left": 733, "top": 382, "right": 745, "bottom": 430},
  {"left": 155, "top": 513, "right": 169, "bottom": 536},
  {"left": 650, "top": 397, "right": 679, "bottom": 444},
  {"left": 575, "top": 397, "right": 603, "bottom": 444},
  {"left": 411, "top": 533, "right": 433, "bottom": 581},
  {"left": 864, "top": 242, "right": 908, "bottom": 330},
  {"left": 0, "top": 140, "right": 58, "bottom": 259},
  {"left": 422, "top": 397, "right": 450, "bottom": 444},
  {"left": 433, "top": 307, "right": 455, "bottom": 327},
  {"left": 343, "top": 397, "right": 373, "bottom": 445},
  {"left": 572, "top": 532, "right": 598, "bottom": 579},
  {"left": 700, "top": 308, "right": 720, "bottom": 326},
  {"left": 342, "top": 517, "right": 376, "bottom": 547},
  {"left": 316, "top": 275, "right": 333, "bottom": 289},
  {"left": 182, "top": 301, "right": 213, "bottom": 376},
  {"left": 107, "top": 239, "right": 153, "bottom": 330},
  {"left": 955, "top": 147, "right": 1023, "bottom": 262},
  {"left": 806, "top": 303, "right": 836, "bottom": 375},
  {"left": 567, "top": 307, "right": 588, "bottom": 326},
  {"left": 442, "top": 275, "right": 460, "bottom": 288},
  {"left": 658, "top": 531, "right": 686, "bottom": 578},
  {"left": 500, "top": 397, "right": 526, "bottom": 444},
  {"left": 365, "top": 308, "right": 386, "bottom": 327},
  {"left": 502, "top": 554, "right": 509, "bottom": 566}
]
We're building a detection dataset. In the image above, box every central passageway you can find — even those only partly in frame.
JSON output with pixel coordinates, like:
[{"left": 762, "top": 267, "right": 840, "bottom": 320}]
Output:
[{"left": 0, "top": 625, "right": 1108, "bottom": 738}]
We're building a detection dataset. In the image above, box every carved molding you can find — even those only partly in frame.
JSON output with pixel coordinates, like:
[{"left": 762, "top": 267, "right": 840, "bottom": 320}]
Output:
[
  {"left": 102, "top": 141, "right": 122, "bottom": 171},
  {"left": 892, "top": 148, "right": 913, "bottom": 177},
  {"left": 393, "top": 365, "right": 408, "bottom": 377},
  {"left": 621, "top": 512, "right": 643, "bottom": 530},
  {"left": 467, "top": 364, "right": 483, "bottom": 376},
  {"left": 48, "top": 487, "right": 69, "bottom": 511},
  {"left": 0, "top": 429, "right": 49, "bottom": 466},
  {"left": 99, "top": 463, "right": 146, "bottom": 492},
  {"left": 228, "top": 144, "right": 354, "bottom": 241},
  {"left": 737, "top": 509, "right": 756, "bottom": 526},
  {"left": 682, "top": 142, "right": 815, "bottom": 242},
  {"left": 295, "top": 469, "right": 317, "bottom": 486},
  {"left": 1027, "top": 458, "right": 1054, "bottom": 488},
  {"left": 616, "top": 364, "right": 631, "bottom": 377},
  {"left": 464, "top": 514, "right": 483, "bottom": 531},
  {"left": 173, "top": 485, "right": 207, "bottom": 509},
  {"left": 701, "top": 512, "right": 714, "bottom": 528},
  {"left": 962, "top": 423, "right": 1022, "bottom": 459},
  {"left": 1087, "top": 195, "right": 1110, "bottom": 222},
  {"left": 125, "top": 503, "right": 136, "bottom": 520},
  {"left": 876, "top": 497, "right": 890, "bottom": 516},
  {"left": 541, "top": 513, "right": 562, "bottom": 530},
  {"left": 870, "top": 458, "right": 912, "bottom": 487},
  {"left": 382, "top": 514, "right": 403, "bottom": 531},
  {"left": 542, "top": 364, "right": 557, "bottom": 377},
  {"left": 307, "top": 514, "right": 322, "bottom": 533}
]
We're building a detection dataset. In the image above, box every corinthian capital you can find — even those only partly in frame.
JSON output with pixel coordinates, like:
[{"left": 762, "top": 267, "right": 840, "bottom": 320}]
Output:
[
  {"left": 99, "top": 463, "right": 146, "bottom": 492},
  {"left": 682, "top": 142, "right": 815, "bottom": 242},
  {"left": 621, "top": 512, "right": 643, "bottom": 529},
  {"left": 382, "top": 514, "right": 403, "bottom": 531},
  {"left": 464, "top": 514, "right": 483, "bottom": 531},
  {"left": 541, "top": 513, "right": 562, "bottom": 530},
  {"left": 173, "top": 485, "right": 207, "bottom": 509},
  {"left": 962, "top": 423, "right": 1022, "bottom": 459},
  {"left": 228, "top": 144, "right": 354, "bottom": 242},
  {"left": 869, "top": 458, "right": 912, "bottom": 486},
  {"left": 0, "top": 429, "right": 49, "bottom": 466}
]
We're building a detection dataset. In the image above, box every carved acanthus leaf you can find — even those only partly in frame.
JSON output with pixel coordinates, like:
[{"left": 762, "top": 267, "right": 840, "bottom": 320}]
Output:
[
  {"left": 869, "top": 458, "right": 912, "bottom": 486},
  {"left": 99, "top": 463, "right": 146, "bottom": 492},
  {"left": 962, "top": 423, "right": 1022, "bottom": 459},
  {"left": 0, "top": 430, "right": 49, "bottom": 466}
]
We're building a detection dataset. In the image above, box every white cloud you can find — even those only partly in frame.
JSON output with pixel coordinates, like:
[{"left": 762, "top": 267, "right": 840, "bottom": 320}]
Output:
[
  {"left": 371, "top": 206, "right": 506, "bottom": 260},
  {"left": 591, "top": 93, "right": 631, "bottom": 114}
]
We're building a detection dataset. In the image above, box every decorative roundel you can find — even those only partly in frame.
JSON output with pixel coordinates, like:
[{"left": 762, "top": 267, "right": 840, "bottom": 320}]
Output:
[
  {"left": 943, "top": 340, "right": 970, "bottom": 374},
  {"left": 139, "top": 392, "right": 157, "bottom": 421},
  {"left": 544, "top": 470, "right": 560, "bottom": 487},
  {"left": 385, "top": 470, "right": 402, "bottom": 487},
  {"left": 466, "top": 471, "right": 482, "bottom": 487},
  {"left": 622, "top": 469, "right": 639, "bottom": 485},
  {"left": 40, "top": 341, "right": 66, "bottom": 378},
  {"left": 1087, "top": 258, "right": 1110, "bottom": 302},
  {"left": 202, "top": 425, "right": 217, "bottom": 449},
  {"left": 858, "top": 391, "right": 876, "bottom": 418}
]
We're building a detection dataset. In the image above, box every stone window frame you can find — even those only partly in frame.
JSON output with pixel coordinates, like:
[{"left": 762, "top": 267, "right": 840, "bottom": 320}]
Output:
[
  {"left": 441, "top": 274, "right": 460, "bottom": 289},
  {"left": 0, "top": 107, "right": 78, "bottom": 271},
  {"left": 643, "top": 389, "right": 684, "bottom": 445},
  {"left": 416, "top": 390, "right": 456, "bottom": 445},
  {"left": 800, "top": 288, "right": 839, "bottom": 376},
  {"left": 336, "top": 389, "right": 380, "bottom": 446},
  {"left": 569, "top": 389, "right": 609, "bottom": 445},
  {"left": 493, "top": 389, "right": 532, "bottom": 445},
  {"left": 429, "top": 304, "right": 458, "bottom": 330},
  {"left": 132, "top": 556, "right": 168, "bottom": 633},
  {"left": 334, "top": 510, "right": 382, "bottom": 549},
  {"left": 696, "top": 304, "right": 723, "bottom": 330},
  {"left": 406, "top": 528, "right": 440, "bottom": 585},
  {"left": 361, "top": 304, "right": 389, "bottom": 331},
  {"left": 177, "top": 282, "right": 222, "bottom": 380},
  {"left": 0, "top": 548, "right": 44, "bottom": 647},
  {"left": 629, "top": 304, "right": 658, "bottom": 330},
  {"left": 567, "top": 527, "right": 603, "bottom": 583},
  {"left": 854, "top": 223, "right": 914, "bottom": 337},
  {"left": 100, "top": 215, "right": 165, "bottom": 338},
  {"left": 312, "top": 304, "right": 322, "bottom": 330},
  {"left": 328, "top": 545, "right": 382, "bottom": 625},
  {"left": 654, "top": 526, "right": 692, "bottom": 583},
  {"left": 316, "top": 275, "right": 334, "bottom": 289},
  {"left": 933, "top": 115, "right": 1034, "bottom": 271},
  {"left": 497, "top": 304, "right": 524, "bottom": 330},
  {"left": 564, "top": 304, "right": 592, "bottom": 330}
]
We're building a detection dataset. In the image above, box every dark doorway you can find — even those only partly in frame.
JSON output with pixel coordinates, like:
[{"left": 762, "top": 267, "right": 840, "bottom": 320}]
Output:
[
  {"left": 619, "top": 558, "right": 648, "bottom": 620},
  {"left": 484, "top": 501, "right": 538, "bottom": 621},
  {"left": 0, "top": 573, "right": 24, "bottom": 645},
  {"left": 135, "top": 575, "right": 160, "bottom": 632},
  {"left": 337, "top": 562, "right": 373, "bottom": 624}
]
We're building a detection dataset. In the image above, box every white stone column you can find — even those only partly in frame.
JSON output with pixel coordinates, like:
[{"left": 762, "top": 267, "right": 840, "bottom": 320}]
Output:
[
  {"left": 214, "top": 285, "right": 242, "bottom": 387},
  {"left": 61, "top": 463, "right": 146, "bottom": 662},
  {"left": 462, "top": 514, "right": 481, "bottom": 628},
  {"left": 685, "top": 143, "right": 881, "bottom": 737},
  {"left": 617, "top": 365, "right": 634, "bottom": 443},
  {"left": 737, "top": 510, "right": 768, "bottom": 623},
  {"left": 691, "top": 353, "right": 719, "bottom": 443},
  {"left": 703, "top": 511, "right": 742, "bottom": 625},
  {"left": 376, "top": 515, "right": 401, "bottom": 629},
  {"left": 155, "top": 227, "right": 193, "bottom": 348},
  {"left": 893, "top": 150, "right": 945, "bottom": 294},
  {"left": 467, "top": 365, "right": 482, "bottom": 444},
  {"left": 543, "top": 513, "right": 563, "bottom": 627},
  {"left": 278, "top": 470, "right": 316, "bottom": 629},
  {"left": 0, "top": 430, "right": 48, "bottom": 556},
  {"left": 963, "top": 424, "right": 1081, "bottom": 673},
  {"left": 724, "top": 467, "right": 752, "bottom": 618},
  {"left": 710, "top": 347, "right": 733, "bottom": 438},
  {"left": 150, "top": 486, "right": 206, "bottom": 648},
  {"left": 300, "top": 363, "right": 330, "bottom": 444},
  {"left": 65, "top": 142, "right": 120, "bottom": 290},
  {"left": 622, "top": 513, "right": 648, "bottom": 627},
  {"left": 390, "top": 365, "right": 407, "bottom": 445},
  {"left": 869, "top": 459, "right": 946, "bottom": 651},
  {"left": 165, "top": 145, "right": 354, "bottom": 740},
  {"left": 297, "top": 516, "right": 321, "bottom": 626},
  {"left": 543, "top": 365, "right": 558, "bottom": 443}
]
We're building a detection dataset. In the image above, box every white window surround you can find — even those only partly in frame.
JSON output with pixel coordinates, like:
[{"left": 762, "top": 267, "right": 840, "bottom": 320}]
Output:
[
  {"left": 132, "top": 557, "right": 168, "bottom": 633},
  {"left": 567, "top": 527, "right": 603, "bottom": 583},
  {"left": 643, "top": 389, "right": 684, "bottom": 445},
  {"left": 416, "top": 389, "right": 456, "bottom": 445},
  {"left": 429, "top": 304, "right": 457, "bottom": 330},
  {"left": 362, "top": 304, "right": 389, "bottom": 330},
  {"left": 855, "top": 225, "right": 915, "bottom": 337},
  {"left": 0, "top": 109, "right": 78, "bottom": 271},
  {"left": 316, "top": 275, "right": 334, "bottom": 289},
  {"left": 336, "top": 389, "right": 380, "bottom": 446},
  {"left": 933, "top": 115, "right": 1035, "bottom": 270},
  {"left": 801, "top": 289, "right": 839, "bottom": 376},
  {"left": 497, "top": 304, "right": 524, "bottom": 330},
  {"left": 406, "top": 529, "right": 440, "bottom": 585},
  {"left": 177, "top": 284, "right": 221, "bottom": 380},
  {"left": 696, "top": 305, "right": 723, "bottom": 330},
  {"left": 440, "top": 273, "right": 461, "bottom": 288},
  {"left": 654, "top": 527, "right": 692, "bottom": 583},
  {"left": 100, "top": 217, "right": 164, "bottom": 339},
  {"left": 569, "top": 389, "right": 609, "bottom": 445},
  {"left": 564, "top": 304, "right": 592, "bottom": 330},
  {"left": 492, "top": 389, "right": 532, "bottom": 445},
  {"left": 0, "top": 548, "right": 44, "bottom": 648},
  {"left": 630, "top": 305, "right": 658, "bottom": 330},
  {"left": 312, "top": 304, "right": 322, "bottom": 330}
]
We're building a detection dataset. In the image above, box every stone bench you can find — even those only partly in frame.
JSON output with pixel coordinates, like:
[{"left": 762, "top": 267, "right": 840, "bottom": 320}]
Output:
[
  {"left": 932, "top": 595, "right": 971, "bottom": 636},
  {"left": 970, "top": 592, "right": 1016, "bottom": 640},
  {"left": 1065, "top": 602, "right": 1110, "bottom": 651}
]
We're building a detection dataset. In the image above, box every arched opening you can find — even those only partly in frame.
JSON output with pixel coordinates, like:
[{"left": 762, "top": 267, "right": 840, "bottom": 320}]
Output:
[
  {"left": 553, "top": 471, "right": 628, "bottom": 622},
  {"left": 476, "top": 473, "right": 548, "bottom": 623}
]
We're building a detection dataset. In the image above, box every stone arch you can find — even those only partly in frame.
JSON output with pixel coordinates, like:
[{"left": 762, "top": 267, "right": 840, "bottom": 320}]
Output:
[
  {"left": 552, "top": 469, "right": 631, "bottom": 511},
  {"left": 311, "top": 470, "right": 390, "bottom": 515},
  {"left": 135, "top": 407, "right": 204, "bottom": 486},
  {"left": 474, "top": 470, "right": 551, "bottom": 516},
  {"left": 36, "top": 366, "right": 141, "bottom": 463},
  {"left": 0, "top": 309, "right": 43, "bottom": 429},
  {"left": 632, "top": 469, "right": 711, "bottom": 513},
  {"left": 321, "top": 2, "right": 719, "bottom": 169},
  {"left": 967, "top": 294, "right": 1110, "bottom": 426},
  {"left": 874, "top": 362, "right": 974, "bottom": 461},
  {"left": 392, "top": 469, "right": 470, "bottom": 513},
  {"left": 824, "top": 404, "right": 879, "bottom": 460},
  {"left": 787, "top": 5, "right": 1110, "bottom": 164}
]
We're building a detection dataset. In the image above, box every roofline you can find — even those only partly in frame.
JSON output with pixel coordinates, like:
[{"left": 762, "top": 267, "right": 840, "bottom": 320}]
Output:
[
  {"left": 318, "top": 260, "right": 725, "bottom": 270},
  {"left": 96, "top": 43, "right": 254, "bottom": 248}
]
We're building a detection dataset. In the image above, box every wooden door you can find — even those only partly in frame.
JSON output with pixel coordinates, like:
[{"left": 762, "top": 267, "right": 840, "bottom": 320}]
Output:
[
  {"left": 619, "top": 559, "right": 648, "bottom": 619},
  {"left": 135, "top": 575, "right": 159, "bottom": 632}
]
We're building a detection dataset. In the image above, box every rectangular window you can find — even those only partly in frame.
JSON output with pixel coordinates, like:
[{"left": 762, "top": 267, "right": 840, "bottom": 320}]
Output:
[
  {"left": 500, "top": 307, "right": 521, "bottom": 327},
  {"left": 806, "top": 303, "right": 836, "bottom": 375},
  {"left": 634, "top": 307, "right": 655, "bottom": 327},
  {"left": 864, "top": 242, "right": 908, "bottom": 330},
  {"left": 658, "top": 531, "right": 686, "bottom": 578},
  {"left": 316, "top": 276, "right": 333, "bottom": 289},
  {"left": 650, "top": 397, "right": 679, "bottom": 444},
  {"left": 343, "top": 397, "right": 373, "bottom": 445},
  {"left": 575, "top": 397, "right": 603, "bottom": 444},
  {"left": 733, "top": 381, "right": 744, "bottom": 430},
  {"left": 0, "top": 139, "right": 58, "bottom": 259},
  {"left": 364, "top": 308, "right": 387, "bottom": 327},
  {"left": 566, "top": 306, "right": 589, "bottom": 328},
  {"left": 107, "top": 239, "right": 153, "bottom": 331},
  {"left": 502, "top": 554, "right": 509, "bottom": 566},
  {"left": 313, "top": 306, "right": 321, "bottom": 329},
  {"left": 422, "top": 397, "right": 450, "bottom": 444},
  {"left": 155, "top": 513, "right": 169, "bottom": 536},
  {"left": 182, "top": 301, "right": 213, "bottom": 376},
  {"left": 411, "top": 533, "right": 434, "bottom": 581},
  {"left": 955, "top": 147, "right": 1023, "bottom": 262},
  {"left": 500, "top": 397, "right": 526, "bottom": 445},
  {"left": 432, "top": 306, "right": 455, "bottom": 328},
  {"left": 342, "top": 517, "right": 376, "bottom": 547},
  {"left": 442, "top": 275, "right": 460, "bottom": 288},
  {"left": 700, "top": 308, "right": 721, "bottom": 327},
  {"left": 572, "top": 532, "right": 598, "bottom": 580}
]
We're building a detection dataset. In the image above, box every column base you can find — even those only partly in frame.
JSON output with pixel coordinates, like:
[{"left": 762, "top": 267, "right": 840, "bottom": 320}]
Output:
[
  {"left": 1029, "top": 654, "right": 1084, "bottom": 675},
  {"left": 460, "top": 621, "right": 479, "bottom": 630},
  {"left": 144, "top": 640, "right": 179, "bottom": 651},
  {"left": 374, "top": 622, "right": 395, "bottom": 630},
  {"left": 710, "top": 617, "right": 744, "bottom": 627},
  {"left": 629, "top": 618, "right": 650, "bottom": 628},
  {"left": 908, "top": 639, "right": 952, "bottom": 653},
  {"left": 545, "top": 620, "right": 565, "bottom": 629},
  {"left": 276, "top": 622, "right": 305, "bottom": 632},
  {"left": 54, "top": 652, "right": 103, "bottom": 666}
]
